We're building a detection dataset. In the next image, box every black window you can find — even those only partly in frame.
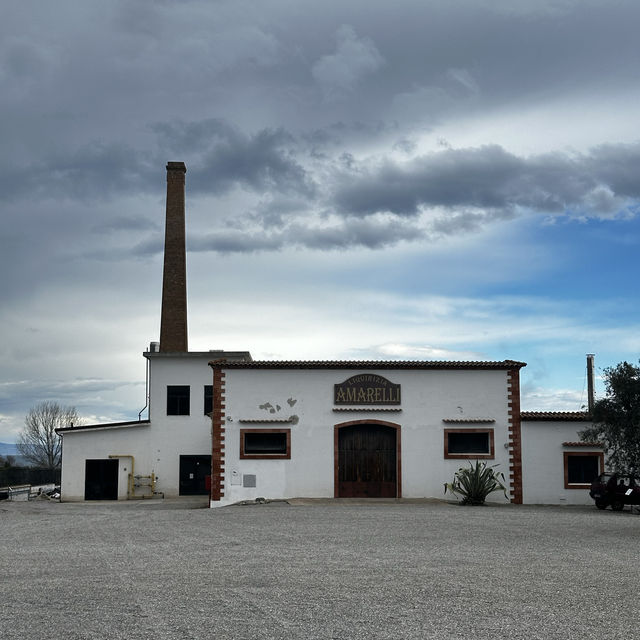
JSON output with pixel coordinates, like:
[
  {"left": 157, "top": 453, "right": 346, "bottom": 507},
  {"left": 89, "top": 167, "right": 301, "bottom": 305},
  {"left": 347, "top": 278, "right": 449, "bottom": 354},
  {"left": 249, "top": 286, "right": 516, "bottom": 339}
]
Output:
[
  {"left": 448, "top": 432, "right": 489, "bottom": 454},
  {"left": 167, "top": 385, "right": 190, "bottom": 415},
  {"left": 444, "top": 429, "right": 494, "bottom": 459},
  {"left": 204, "top": 385, "right": 213, "bottom": 415},
  {"left": 240, "top": 429, "right": 291, "bottom": 459},
  {"left": 566, "top": 454, "right": 600, "bottom": 485}
]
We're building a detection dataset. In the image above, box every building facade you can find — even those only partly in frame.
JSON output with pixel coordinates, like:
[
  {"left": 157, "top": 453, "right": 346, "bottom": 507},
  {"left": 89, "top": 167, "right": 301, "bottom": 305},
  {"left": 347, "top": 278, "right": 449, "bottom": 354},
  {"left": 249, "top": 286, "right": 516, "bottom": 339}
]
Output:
[{"left": 57, "top": 162, "right": 603, "bottom": 505}]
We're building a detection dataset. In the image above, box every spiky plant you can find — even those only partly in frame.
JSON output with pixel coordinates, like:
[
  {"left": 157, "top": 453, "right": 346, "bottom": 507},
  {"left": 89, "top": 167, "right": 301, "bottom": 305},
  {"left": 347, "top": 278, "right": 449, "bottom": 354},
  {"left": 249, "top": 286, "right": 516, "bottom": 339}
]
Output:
[{"left": 444, "top": 460, "right": 508, "bottom": 505}]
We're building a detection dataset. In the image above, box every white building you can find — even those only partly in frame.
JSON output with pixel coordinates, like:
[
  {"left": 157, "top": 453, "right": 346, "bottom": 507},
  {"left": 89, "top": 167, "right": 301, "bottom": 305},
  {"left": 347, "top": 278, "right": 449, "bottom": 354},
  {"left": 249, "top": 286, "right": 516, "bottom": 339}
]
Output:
[{"left": 57, "top": 163, "right": 603, "bottom": 506}]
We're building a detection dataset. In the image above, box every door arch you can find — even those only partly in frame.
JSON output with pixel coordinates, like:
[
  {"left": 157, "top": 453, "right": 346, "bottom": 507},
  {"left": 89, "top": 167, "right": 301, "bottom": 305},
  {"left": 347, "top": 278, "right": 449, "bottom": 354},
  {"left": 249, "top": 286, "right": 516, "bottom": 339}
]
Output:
[{"left": 334, "top": 420, "right": 401, "bottom": 498}]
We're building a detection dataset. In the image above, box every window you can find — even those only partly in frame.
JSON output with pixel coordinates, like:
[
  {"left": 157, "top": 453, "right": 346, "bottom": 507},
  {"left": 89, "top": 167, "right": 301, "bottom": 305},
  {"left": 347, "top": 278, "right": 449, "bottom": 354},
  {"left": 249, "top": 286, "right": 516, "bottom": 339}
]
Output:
[
  {"left": 240, "top": 429, "right": 291, "bottom": 459},
  {"left": 204, "top": 385, "right": 213, "bottom": 415},
  {"left": 444, "top": 429, "right": 494, "bottom": 459},
  {"left": 167, "top": 385, "right": 190, "bottom": 415},
  {"left": 564, "top": 452, "right": 603, "bottom": 489}
]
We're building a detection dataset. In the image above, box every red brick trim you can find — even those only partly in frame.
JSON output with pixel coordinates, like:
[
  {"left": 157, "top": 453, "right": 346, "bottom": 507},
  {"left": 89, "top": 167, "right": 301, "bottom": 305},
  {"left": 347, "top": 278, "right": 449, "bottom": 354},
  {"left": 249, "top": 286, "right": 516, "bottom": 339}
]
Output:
[
  {"left": 210, "top": 368, "right": 226, "bottom": 502},
  {"left": 507, "top": 369, "right": 523, "bottom": 504},
  {"left": 333, "top": 419, "right": 402, "bottom": 499}
]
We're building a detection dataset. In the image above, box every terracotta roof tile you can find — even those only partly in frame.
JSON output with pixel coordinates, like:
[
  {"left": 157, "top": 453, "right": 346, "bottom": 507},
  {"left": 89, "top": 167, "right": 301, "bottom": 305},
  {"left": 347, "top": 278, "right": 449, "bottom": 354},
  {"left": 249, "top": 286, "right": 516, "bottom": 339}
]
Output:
[
  {"left": 209, "top": 359, "right": 526, "bottom": 370},
  {"left": 442, "top": 418, "right": 496, "bottom": 423},
  {"left": 520, "top": 411, "right": 591, "bottom": 421}
]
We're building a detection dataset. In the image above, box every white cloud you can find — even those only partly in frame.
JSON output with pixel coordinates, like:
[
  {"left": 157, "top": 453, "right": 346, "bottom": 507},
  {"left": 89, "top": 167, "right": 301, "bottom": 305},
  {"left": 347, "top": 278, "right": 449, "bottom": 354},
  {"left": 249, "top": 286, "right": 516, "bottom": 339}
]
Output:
[
  {"left": 521, "top": 387, "right": 587, "bottom": 412},
  {"left": 374, "top": 343, "right": 485, "bottom": 360}
]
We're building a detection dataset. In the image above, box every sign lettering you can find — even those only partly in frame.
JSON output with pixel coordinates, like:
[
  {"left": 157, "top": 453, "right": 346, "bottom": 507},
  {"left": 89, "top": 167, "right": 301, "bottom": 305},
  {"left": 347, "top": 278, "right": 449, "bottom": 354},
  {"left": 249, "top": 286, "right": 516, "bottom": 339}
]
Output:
[{"left": 334, "top": 374, "right": 401, "bottom": 405}]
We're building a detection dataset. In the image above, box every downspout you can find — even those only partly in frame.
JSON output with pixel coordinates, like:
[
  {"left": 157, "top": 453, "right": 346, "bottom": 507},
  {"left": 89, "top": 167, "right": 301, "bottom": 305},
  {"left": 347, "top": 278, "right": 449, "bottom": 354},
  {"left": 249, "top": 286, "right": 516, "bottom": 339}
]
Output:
[{"left": 138, "top": 354, "right": 150, "bottom": 421}]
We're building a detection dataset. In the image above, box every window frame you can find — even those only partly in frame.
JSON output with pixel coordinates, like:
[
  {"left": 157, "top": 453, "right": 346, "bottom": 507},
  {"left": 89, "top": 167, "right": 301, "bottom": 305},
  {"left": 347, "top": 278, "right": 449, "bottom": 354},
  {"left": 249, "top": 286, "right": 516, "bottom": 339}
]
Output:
[
  {"left": 166, "top": 385, "right": 190, "bottom": 416},
  {"left": 444, "top": 428, "right": 495, "bottom": 459},
  {"left": 563, "top": 451, "right": 604, "bottom": 489},
  {"left": 204, "top": 385, "right": 213, "bottom": 415},
  {"left": 240, "top": 429, "right": 291, "bottom": 460}
]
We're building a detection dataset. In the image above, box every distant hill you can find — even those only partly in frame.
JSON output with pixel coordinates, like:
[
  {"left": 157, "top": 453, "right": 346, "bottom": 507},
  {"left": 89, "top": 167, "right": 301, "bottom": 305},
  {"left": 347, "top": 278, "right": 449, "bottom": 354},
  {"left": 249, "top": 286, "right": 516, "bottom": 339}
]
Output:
[
  {"left": 0, "top": 442, "right": 18, "bottom": 456},
  {"left": 0, "top": 442, "right": 30, "bottom": 466}
]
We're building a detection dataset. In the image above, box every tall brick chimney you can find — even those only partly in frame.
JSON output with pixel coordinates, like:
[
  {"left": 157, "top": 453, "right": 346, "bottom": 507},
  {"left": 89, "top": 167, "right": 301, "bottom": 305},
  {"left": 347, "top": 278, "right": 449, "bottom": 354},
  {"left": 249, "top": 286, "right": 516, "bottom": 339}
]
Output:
[{"left": 159, "top": 161, "right": 188, "bottom": 352}]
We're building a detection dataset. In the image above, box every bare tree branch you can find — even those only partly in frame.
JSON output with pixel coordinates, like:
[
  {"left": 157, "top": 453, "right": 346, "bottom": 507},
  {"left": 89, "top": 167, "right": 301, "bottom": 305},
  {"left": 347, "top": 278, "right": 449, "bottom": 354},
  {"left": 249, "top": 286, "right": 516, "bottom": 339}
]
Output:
[{"left": 17, "top": 401, "right": 81, "bottom": 469}]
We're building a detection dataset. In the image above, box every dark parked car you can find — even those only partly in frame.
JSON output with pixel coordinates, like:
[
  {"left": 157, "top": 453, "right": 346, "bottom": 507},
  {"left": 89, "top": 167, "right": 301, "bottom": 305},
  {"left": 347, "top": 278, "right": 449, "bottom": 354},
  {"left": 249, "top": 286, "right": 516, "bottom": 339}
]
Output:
[{"left": 590, "top": 473, "right": 640, "bottom": 511}]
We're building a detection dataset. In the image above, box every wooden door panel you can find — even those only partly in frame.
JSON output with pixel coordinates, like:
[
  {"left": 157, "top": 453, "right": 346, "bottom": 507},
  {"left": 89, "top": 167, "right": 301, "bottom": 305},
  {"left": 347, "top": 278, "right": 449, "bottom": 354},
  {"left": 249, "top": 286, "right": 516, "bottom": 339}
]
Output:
[{"left": 338, "top": 424, "right": 397, "bottom": 498}]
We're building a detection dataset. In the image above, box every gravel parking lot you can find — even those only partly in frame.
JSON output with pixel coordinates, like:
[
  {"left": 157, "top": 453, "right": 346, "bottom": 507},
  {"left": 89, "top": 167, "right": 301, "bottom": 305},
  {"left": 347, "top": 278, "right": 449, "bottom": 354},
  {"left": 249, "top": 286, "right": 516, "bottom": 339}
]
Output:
[{"left": 0, "top": 498, "right": 637, "bottom": 639}]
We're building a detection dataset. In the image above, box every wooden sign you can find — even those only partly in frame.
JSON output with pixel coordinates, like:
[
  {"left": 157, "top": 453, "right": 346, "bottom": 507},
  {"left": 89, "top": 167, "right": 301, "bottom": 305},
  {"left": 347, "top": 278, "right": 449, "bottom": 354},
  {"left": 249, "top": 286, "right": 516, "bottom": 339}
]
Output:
[{"left": 334, "top": 374, "right": 401, "bottom": 405}]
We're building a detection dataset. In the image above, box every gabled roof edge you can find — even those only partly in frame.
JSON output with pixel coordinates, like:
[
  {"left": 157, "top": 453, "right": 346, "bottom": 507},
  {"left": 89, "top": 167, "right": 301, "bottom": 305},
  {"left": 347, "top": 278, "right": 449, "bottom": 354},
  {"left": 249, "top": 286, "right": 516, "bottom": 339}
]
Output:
[
  {"left": 56, "top": 419, "right": 151, "bottom": 434},
  {"left": 208, "top": 359, "right": 526, "bottom": 371}
]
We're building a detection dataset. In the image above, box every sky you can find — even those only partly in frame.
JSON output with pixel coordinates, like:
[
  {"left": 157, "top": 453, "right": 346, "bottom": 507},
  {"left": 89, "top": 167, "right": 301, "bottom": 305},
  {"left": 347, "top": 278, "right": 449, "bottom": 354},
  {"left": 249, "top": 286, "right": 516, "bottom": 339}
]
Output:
[{"left": 2, "top": 0, "right": 640, "bottom": 442}]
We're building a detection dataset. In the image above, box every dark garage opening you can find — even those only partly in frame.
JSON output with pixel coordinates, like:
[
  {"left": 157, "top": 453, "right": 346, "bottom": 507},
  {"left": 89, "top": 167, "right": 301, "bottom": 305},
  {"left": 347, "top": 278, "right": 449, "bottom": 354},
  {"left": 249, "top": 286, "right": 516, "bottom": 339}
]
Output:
[
  {"left": 84, "top": 459, "right": 119, "bottom": 500},
  {"left": 179, "top": 455, "right": 211, "bottom": 495}
]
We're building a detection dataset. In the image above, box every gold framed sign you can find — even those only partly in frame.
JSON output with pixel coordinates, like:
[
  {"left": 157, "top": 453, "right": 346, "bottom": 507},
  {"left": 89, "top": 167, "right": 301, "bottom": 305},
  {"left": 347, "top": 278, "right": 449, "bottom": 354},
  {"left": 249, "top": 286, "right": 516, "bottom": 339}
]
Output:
[{"left": 334, "top": 374, "right": 401, "bottom": 405}]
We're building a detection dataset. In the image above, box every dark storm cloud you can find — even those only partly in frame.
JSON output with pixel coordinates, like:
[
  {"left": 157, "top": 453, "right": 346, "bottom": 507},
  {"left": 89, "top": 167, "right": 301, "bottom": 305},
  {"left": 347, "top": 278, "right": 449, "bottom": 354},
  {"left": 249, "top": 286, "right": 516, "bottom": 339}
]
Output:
[
  {"left": 1, "top": 117, "right": 314, "bottom": 206},
  {"left": 331, "top": 144, "right": 640, "bottom": 221},
  {"left": 588, "top": 143, "right": 640, "bottom": 200},
  {"left": 0, "top": 378, "right": 139, "bottom": 411},
  {"left": 93, "top": 215, "right": 159, "bottom": 234},
  {"left": 154, "top": 119, "right": 317, "bottom": 197},
  {"left": 127, "top": 138, "right": 640, "bottom": 256},
  {"left": 186, "top": 215, "right": 422, "bottom": 254},
  {"left": 0, "top": 144, "right": 156, "bottom": 202}
]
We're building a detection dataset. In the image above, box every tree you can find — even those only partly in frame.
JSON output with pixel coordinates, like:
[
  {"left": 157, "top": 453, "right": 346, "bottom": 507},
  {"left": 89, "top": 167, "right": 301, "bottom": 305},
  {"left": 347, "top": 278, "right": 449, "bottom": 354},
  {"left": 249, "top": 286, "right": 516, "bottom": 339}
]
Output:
[
  {"left": 580, "top": 361, "right": 640, "bottom": 475},
  {"left": 17, "top": 401, "right": 80, "bottom": 469},
  {"left": 0, "top": 454, "right": 16, "bottom": 467}
]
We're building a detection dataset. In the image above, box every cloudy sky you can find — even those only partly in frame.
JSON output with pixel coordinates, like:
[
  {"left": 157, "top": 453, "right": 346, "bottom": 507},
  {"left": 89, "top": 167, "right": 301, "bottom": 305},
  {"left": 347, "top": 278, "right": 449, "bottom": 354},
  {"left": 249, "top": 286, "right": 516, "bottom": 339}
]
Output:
[{"left": 2, "top": 0, "right": 639, "bottom": 441}]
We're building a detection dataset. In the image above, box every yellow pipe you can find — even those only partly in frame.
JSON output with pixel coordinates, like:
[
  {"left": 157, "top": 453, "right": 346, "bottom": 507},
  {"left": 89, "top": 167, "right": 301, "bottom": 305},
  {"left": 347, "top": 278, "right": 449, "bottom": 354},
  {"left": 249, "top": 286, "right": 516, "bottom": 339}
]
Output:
[{"left": 108, "top": 456, "right": 159, "bottom": 499}]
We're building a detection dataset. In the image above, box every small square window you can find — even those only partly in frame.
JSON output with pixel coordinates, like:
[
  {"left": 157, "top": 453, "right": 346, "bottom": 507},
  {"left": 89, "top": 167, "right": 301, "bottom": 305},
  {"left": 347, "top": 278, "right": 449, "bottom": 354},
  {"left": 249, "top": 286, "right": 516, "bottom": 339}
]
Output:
[
  {"left": 204, "top": 385, "right": 213, "bottom": 415},
  {"left": 240, "top": 429, "right": 291, "bottom": 459},
  {"left": 564, "top": 452, "right": 603, "bottom": 489},
  {"left": 444, "top": 429, "right": 494, "bottom": 459},
  {"left": 167, "top": 385, "right": 190, "bottom": 415}
]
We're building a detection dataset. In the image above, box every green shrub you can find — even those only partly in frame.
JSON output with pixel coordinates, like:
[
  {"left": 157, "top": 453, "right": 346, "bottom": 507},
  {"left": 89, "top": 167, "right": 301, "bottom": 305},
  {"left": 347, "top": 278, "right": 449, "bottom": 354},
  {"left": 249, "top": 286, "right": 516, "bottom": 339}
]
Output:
[{"left": 444, "top": 460, "right": 508, "bottom": 505}]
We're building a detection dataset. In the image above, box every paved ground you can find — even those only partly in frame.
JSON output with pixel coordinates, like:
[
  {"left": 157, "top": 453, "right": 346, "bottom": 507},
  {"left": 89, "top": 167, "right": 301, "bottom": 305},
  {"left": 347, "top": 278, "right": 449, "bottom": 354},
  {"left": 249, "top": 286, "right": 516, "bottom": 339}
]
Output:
[{"left": 0, "top": 498, "right": 637, "bottom": 639}]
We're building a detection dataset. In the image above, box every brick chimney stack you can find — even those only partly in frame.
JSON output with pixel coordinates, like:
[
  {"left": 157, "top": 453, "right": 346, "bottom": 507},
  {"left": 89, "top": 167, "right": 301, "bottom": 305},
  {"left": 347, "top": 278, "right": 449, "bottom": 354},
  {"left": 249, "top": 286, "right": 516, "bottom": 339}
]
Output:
[{"left": 159, "top": 161, "right": 188, "bottom": 352}]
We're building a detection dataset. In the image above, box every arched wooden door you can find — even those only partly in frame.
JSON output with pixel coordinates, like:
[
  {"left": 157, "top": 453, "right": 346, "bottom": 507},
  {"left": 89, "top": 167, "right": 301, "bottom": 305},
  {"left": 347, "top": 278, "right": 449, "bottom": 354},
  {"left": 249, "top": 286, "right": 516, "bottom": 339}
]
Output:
[{"left": 335, "top": 421, "right": 400, "bottom": 498}]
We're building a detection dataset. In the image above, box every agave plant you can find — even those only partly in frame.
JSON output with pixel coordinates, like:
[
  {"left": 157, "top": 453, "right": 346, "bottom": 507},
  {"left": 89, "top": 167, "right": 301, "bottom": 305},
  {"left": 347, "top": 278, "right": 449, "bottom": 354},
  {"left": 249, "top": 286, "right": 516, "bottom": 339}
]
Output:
[{"left": 444, "top": 460, "right": 508, "bottom": 505}]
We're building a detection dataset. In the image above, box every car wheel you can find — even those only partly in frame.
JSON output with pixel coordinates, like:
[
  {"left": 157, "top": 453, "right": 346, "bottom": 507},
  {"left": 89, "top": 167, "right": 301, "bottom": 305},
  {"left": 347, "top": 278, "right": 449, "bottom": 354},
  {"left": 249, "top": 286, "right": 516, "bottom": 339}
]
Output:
[
  {"left": 595, "top": 499, "right": 608, "bottom": 510},
  {"left": 611, "top": 500, "right": 625, "bottom": 512}
]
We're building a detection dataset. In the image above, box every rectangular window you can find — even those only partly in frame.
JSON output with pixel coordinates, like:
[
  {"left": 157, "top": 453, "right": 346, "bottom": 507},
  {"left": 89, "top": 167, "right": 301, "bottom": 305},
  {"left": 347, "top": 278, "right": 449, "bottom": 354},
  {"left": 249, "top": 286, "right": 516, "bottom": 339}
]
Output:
[
  {"left": 564, "top": 452, "right": 603, "bottom": 489},
  {"left": 204, "top": 385, "right": 213, "bottom": 415},
  {"left": 167, "top": 385, "right": 190, "bottom": 415},
  {"left": 240, "top": 429, "right": 291, "bottom": 459},
  {"left": 444, "top": 429, "right": 494, "bottom": 459}
]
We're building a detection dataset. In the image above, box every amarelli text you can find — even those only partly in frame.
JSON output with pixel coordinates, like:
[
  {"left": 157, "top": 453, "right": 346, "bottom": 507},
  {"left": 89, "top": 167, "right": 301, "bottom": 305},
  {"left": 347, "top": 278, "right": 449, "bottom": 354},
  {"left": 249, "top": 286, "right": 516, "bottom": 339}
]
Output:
[{"left": 334, "top": 375, "right": 401, "bottom": 405}]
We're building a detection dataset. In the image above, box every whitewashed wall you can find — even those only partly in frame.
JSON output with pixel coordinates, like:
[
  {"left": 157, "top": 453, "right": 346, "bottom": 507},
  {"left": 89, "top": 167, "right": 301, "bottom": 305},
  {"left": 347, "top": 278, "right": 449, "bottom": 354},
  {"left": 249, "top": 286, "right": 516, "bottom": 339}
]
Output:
[
  {"left": 521, "top": 419, "right": 599, "bottom": 505},
  {"left": 216, "top": 367, "right": 514, "bottom": 506},
  {"left": 60, "top": 423, "right": 152, "bottom": 500},
  {"left": 146, "top": 353, "right": 216, "bottom": 495},
  {"left": 60, "top": 352, "right": 216, "bottom": 500}
]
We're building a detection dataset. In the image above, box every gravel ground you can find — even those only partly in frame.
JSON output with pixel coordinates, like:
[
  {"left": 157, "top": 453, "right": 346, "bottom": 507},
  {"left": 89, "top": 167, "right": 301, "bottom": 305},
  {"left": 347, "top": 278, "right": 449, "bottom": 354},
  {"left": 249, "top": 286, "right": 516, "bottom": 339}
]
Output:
[{"left": 0, "top": 498, "right": 637, "bottom": 639}]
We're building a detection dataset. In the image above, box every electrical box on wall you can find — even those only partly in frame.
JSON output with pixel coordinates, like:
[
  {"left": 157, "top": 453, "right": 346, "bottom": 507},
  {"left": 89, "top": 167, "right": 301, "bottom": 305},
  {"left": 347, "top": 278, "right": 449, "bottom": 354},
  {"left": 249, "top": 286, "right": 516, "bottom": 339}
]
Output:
[{"left": 243, "top": 474, "right": 257, "bottom": 488}]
